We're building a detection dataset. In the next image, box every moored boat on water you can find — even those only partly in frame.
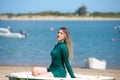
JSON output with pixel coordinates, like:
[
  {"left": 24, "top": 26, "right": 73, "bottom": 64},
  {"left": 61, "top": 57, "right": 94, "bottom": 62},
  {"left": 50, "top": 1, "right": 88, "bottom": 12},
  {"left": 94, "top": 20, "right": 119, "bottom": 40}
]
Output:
[
  {"left": 114, "top": 26, "right": 120, "bottom": 33},
  {"left": 0, "top": 27, "right": 27, "bottom": 38}
]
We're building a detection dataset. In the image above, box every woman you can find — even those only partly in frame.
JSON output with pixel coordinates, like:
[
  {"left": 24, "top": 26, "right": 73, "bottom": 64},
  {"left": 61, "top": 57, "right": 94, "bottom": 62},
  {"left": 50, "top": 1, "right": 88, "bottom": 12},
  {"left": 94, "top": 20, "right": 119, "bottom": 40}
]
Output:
[{"left": 32, "top": 27, "right": 76, "bottom": 78}]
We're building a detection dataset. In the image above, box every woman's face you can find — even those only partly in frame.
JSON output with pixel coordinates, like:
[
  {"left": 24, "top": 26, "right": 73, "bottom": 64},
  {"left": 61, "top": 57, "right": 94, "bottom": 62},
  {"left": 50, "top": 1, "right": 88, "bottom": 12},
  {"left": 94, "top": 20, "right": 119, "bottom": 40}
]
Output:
[{"left": 57, "top": 29, "right": 65, "bottom": 42}]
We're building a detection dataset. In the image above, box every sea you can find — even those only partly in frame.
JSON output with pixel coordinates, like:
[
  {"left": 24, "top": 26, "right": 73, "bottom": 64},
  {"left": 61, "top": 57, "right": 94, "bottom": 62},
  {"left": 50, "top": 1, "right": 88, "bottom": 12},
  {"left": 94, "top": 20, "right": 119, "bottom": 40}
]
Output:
[{"left": 0, "top": 20, "right": 120, "bottom": 69}]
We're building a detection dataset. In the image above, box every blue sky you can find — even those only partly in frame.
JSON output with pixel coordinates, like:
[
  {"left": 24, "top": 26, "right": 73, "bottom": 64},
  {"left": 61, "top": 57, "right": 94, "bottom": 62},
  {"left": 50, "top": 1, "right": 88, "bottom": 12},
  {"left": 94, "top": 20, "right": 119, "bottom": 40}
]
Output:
[{"left": 0, "top": 0, "right": 120, "bottom": 14}]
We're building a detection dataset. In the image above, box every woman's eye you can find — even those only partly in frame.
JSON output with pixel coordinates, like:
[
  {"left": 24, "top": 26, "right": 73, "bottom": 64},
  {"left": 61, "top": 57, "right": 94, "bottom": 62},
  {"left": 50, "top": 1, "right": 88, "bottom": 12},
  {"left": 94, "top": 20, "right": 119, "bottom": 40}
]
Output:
[{"left": 58, "top": 31, "right": 63, "bottom": 35}]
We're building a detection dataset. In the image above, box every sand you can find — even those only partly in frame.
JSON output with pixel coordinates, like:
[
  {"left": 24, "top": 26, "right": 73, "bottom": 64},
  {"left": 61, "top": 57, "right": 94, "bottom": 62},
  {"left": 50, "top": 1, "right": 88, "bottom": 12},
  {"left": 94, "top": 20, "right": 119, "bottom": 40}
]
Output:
[
  {"left": 0, "top": 66, "right": 120, "bottom": 80},
  {"left": 0, "top": 15, "right": 120, "bottom": 20}
]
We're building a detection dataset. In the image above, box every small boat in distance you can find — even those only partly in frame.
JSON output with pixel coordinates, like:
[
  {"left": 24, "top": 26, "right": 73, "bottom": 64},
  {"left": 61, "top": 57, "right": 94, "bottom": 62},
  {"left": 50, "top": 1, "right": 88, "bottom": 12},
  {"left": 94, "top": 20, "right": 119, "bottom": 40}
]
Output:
[
  {"left": 114, "top": 26, "right": 120, "bottom": 33},
  {"left": 0, "top": 27, "right": 27, "bottom": 38}
]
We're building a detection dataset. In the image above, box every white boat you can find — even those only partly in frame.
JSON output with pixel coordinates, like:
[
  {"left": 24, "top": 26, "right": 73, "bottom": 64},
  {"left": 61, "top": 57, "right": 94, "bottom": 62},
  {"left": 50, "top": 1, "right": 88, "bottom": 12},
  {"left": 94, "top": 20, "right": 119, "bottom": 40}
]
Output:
[
  {"left": 0, "top": 32, "right": 26, "bottom": 38},
  {"left": 0, "top": 27, "right": 11, "bottom": 33},
  {"left": 0, "top": 27, "right": 27, "bottom": 38},
  {"left": 114, "top": 26, "right": 120, "bottom": 33},
  {"left": 85, "top": 57, "right": 107, "bottom": 70}
]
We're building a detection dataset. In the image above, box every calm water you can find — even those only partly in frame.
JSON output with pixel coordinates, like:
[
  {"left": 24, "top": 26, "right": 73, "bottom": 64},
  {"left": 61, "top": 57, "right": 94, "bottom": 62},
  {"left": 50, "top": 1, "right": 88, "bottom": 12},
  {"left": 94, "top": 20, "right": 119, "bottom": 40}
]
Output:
[{"left": 0, "top": 20, "right": 120, "bottom": 69}]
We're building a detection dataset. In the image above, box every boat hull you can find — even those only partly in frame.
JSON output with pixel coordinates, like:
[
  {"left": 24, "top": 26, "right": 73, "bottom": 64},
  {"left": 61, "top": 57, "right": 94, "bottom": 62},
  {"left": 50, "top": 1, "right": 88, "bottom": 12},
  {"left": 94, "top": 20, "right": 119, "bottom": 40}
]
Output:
[
  {"left": 0, "top": 32, "right": 25, "bottom": 38},
  {"left": 85, "top": 57, "right": 107, "bottom": 70}
]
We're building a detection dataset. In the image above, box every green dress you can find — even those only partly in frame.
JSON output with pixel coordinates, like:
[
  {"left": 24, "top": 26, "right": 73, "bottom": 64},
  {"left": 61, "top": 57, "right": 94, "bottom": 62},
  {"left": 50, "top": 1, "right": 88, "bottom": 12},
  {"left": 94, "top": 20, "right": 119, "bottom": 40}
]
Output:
[{"left": 47, "top": 42, "right": 76, "bottom": 78}]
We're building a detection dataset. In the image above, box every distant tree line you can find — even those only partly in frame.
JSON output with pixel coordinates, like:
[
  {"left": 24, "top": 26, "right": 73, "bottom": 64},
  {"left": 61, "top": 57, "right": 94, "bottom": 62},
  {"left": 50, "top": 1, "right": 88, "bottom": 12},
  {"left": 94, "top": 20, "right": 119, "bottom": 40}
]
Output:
[
  {"left": 91, "top": 12, "right": 120, "bottom": 18},
  {"left": 0, "top": 5, "right": 120, "bottom": 18}
]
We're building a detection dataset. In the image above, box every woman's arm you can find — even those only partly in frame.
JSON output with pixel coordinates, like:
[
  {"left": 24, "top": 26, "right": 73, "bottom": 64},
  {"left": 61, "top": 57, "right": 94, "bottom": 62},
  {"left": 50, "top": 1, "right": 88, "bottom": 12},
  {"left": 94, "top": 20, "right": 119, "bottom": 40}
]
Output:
[{"left": 61, "top": 45, "right": 76, "bottom": 78}]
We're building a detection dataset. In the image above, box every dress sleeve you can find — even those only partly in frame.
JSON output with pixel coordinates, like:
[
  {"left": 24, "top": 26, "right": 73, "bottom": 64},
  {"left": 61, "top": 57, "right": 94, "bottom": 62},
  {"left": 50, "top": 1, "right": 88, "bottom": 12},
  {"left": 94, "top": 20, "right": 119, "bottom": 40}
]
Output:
[{"left": 61, "top": 45, "right": 76, "bottom": 78}]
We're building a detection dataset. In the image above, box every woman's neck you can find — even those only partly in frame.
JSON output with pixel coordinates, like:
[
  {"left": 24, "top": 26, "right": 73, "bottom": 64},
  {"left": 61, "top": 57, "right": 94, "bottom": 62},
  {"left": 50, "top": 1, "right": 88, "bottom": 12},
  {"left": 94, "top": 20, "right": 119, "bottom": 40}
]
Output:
[{"left": 58, "top": 40, "right": 64, "bottom": 43}]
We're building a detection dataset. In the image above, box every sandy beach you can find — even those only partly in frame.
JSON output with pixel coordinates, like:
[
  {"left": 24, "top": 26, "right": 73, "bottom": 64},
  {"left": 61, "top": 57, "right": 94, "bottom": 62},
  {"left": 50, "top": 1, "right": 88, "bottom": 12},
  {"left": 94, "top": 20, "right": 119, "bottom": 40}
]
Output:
[
  {"left": 0, "top": 15, "right": 120, "bottom": 20},
  {"left": 0, "top": 66, "right": 120, "bottom": 80}
]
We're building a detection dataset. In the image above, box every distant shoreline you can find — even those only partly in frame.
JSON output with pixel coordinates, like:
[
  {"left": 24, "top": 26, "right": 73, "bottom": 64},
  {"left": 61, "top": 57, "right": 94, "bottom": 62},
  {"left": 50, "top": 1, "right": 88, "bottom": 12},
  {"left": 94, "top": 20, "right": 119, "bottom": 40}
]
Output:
[{"left": 0, "top": 16, "right": 120, "bottom": 21}]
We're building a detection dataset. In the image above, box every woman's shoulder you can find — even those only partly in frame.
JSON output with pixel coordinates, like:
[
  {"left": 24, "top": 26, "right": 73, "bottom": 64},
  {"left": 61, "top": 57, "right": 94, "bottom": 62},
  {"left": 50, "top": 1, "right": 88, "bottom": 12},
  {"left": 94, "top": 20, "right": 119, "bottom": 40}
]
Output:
[
  {"left": 59, "top": 42, "right": 67, "bottom": 50},
  {"left": 59, "top": 42, "right": 66, "bottom": 46}
]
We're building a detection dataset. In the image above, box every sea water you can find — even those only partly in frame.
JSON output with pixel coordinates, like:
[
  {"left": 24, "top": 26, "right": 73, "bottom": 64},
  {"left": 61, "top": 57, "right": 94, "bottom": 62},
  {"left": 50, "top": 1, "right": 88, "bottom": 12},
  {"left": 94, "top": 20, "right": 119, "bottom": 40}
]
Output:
[{"left": 0, "top": 20, "right": 120, "bottom": 69}]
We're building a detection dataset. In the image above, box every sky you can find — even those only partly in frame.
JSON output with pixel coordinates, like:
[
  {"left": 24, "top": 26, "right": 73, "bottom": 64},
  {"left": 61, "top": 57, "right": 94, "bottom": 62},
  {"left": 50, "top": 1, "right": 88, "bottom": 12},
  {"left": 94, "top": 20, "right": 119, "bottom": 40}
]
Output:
[{"left": 0, "top": 0, "right": 120, "bottom": 14}]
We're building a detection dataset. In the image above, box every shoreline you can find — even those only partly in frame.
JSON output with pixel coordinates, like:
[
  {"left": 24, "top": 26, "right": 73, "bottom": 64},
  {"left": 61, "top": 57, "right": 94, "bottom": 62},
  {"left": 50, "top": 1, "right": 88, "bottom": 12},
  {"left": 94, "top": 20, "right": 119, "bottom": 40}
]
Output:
[
  {"left": 1, "top": 66, "right": 120, "bottom": 80},
  {"left": 0, "top": 16, "right": 120, "bottom": 21}
]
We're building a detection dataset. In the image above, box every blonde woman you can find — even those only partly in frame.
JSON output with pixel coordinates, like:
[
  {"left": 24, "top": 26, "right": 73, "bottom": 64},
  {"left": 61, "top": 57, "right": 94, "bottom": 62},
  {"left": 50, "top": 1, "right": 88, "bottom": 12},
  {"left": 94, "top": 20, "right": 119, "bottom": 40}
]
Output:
[{"left": 32, "top": 27, "right": 76, "bottom": 78}]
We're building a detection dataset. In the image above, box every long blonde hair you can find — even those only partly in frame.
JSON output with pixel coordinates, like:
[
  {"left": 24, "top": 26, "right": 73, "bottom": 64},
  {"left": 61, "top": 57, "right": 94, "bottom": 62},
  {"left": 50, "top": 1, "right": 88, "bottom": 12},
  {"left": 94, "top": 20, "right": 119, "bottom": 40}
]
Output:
[{"left": 59, "top": 27, "right": 73, "bottom": 60}]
